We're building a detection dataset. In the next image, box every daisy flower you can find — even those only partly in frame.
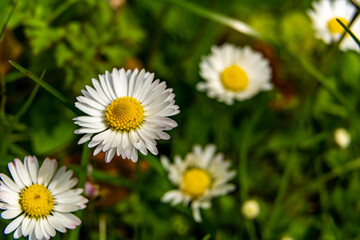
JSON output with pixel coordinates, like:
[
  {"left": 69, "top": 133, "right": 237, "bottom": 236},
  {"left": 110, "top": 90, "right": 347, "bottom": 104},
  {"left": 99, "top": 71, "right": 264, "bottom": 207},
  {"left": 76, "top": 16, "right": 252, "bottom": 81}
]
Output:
[
  {"left": 197, "top": 43, "right": 272, "bottom": 105},
  {"left": 0, "top": 156, "right": 88, "bottom": 240},
  {"left": 74, "top": 68, "right": 179, "bottom": 163},
  {"left": 161, "top": 144, "right": 236, "bottom": 222},
  {"left": 307, "top": 0, "right": 360, "bottom": 52}
]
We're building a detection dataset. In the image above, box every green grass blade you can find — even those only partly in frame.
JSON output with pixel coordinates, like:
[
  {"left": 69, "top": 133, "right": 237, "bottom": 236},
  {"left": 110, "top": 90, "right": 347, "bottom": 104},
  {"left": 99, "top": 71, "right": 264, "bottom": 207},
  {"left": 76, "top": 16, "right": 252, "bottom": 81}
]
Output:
[
  {"left": 140, "top": 153, "right": 165, "bottom": 176},
  {"left": 0, "top": 0, "right": 18, "bottom": 41},
  {"left": 69, "top": 145, "right": 90, "bottom": 240},
  {"left": 157, "top": 0, "right": 260, "bottom": 37},
  {"left": 336, "top": 18, "right": 360, "bottom": 48},
  {"left": 15, "top": 71, "right": 45, "bottom": 119},
  {"left": 9, "top": 60, "right": 81, "bottom": 115}
]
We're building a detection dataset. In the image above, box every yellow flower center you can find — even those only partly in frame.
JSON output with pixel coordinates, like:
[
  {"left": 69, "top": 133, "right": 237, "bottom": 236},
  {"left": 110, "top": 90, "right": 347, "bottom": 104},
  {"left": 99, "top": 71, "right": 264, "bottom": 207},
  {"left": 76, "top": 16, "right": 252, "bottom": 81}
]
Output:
[
  {"left": 19, "top": 184, "right": 54, "bottom": 218},
  {"left": 182, "top": 168, "right": 211, "bottom": 198},
  {"left": 327, "top": 17, "right": 349, "bottom": 34},
  {"left": 105, "top": 97, "right": 144, "bottom": 131},
  {"left": 220, "top": 65, "right": 249, "bottom": 92}
]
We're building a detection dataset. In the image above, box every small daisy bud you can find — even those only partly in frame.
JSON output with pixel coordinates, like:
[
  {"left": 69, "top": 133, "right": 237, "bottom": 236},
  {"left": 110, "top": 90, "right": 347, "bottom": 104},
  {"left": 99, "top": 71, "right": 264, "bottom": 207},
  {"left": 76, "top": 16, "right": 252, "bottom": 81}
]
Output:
[
  {"left": 241, "top": 199, "right": 260, "bottom": 219},
  {"left": 334, "top": 128, "right": 351, "bottom": 149}
]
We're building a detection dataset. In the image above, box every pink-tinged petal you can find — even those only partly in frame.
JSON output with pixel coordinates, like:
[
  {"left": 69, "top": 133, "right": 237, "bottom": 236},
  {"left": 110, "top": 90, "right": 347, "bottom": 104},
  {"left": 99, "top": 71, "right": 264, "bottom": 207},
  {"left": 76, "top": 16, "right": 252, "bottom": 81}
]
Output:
[{"left": 47, "top": 215, "right": 66, "bottom": 233}]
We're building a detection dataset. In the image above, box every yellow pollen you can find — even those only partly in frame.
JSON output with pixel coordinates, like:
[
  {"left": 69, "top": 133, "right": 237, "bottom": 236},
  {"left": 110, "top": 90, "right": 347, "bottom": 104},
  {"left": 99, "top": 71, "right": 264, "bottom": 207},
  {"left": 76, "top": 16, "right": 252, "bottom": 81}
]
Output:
[
  {"left": 105, "top": 97, "right": 144, "bottom": 132},
  {"left": 327, "top": 17, "right": 349, "bottom": 34},
  {"left": 19, "top": 184, "right": 54, "bottom": 218},
  {"left": 221, "top": 65, "right": 249, "bottom": 92},
  {"left": 182, "top": 168, "right": 211, "bottom": 198}
]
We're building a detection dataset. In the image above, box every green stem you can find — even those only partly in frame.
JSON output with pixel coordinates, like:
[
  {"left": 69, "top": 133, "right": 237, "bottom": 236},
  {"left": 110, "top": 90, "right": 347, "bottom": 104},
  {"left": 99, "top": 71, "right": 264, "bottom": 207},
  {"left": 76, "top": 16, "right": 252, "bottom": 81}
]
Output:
[
  {"left": 264, "top": 148, "right": 297, "bottom": 239},
  {"left": 286, "top": 158, "right": 360, "bottom": 210},
  {"left": 239, "top": 105, "right": 266, "bottom": 200},
  {"left": 15, "top": 70, "right": 44, "bottom": 119},
  {"left": 140, "top": 153, "right": 165, "bottom": 176},
  {"left": 99, "top": 214, "right": 107, "bottom": 240},
  {"left": 9, "top": 61, "right": 81, "bottom": 115},
  {"left": 246, "top": 221, "right": 258, "bottom": 240},
  {"left": 47, "top": 0, "right": 79, "bottom": 24},
  {"left": 69, "top": 145, "right": 90, "bottom": 240},
  {"left": 154, "top": 0, "right": 260, "bottom": 37},
  {"left": 0, "top": 0, "right": 18, "bottom": 41}
]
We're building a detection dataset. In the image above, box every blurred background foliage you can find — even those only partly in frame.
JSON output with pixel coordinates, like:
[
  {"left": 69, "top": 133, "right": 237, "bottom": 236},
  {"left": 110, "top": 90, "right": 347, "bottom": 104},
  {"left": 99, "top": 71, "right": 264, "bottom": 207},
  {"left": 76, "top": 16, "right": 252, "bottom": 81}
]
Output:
[{"left": 1, "top": 0, "right": 360, "bottom": 239}]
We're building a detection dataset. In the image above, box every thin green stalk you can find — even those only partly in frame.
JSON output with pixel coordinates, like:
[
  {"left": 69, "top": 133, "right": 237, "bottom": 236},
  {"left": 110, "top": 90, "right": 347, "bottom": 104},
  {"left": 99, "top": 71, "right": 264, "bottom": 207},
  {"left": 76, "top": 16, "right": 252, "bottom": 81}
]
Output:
[
  {"left": 15, "top": 71, "right": 44, "bottom": 119},
  {"left": 69, "top": 145, "right": 90, "bottom": 240},
  {"left": 9, "top": 61, "right": 81, "bottom": 115},
  {"left": 140, "top": 153, "right": 165, "bottom": 176},
  {"left": 47, "top": 0, "right": 79, "bottom": 24},
  {"left": 337, "top": 18, "right": 360, "bottom": 47},
  {"left": 285, "top": 158, "right": 360, "bottom": 210},
  {"left": 238, "top": 105, "right": 266, "bottom": 200},
  {"left": 297, "top": 56, "right": 351, "bottom": 114},
  {"left": 264, "top": 148, "right": 297, "bottom": 239},
  {"left": 99, "top": 214, "right": 107, "bottom": 240},
  {"left": 245, "top": 221, "right": 258, "bottom": 240},
  {"left": 155, "top": 0, "right": 260, "bottom": 37},
  {"left": 0, "top": 0, "right": 18, "bottom": 41}
]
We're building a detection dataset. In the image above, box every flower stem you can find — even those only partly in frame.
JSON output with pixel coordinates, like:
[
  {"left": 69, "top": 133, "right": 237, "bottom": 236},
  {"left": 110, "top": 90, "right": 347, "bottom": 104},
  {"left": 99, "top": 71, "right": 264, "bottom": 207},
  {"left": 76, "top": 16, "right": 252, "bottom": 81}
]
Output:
[
  {"left": 69, "top": 144, "right": 90, "bottom": 240},
  {"left": 9, "top": 60, "right": 81, "bottom": 115}
]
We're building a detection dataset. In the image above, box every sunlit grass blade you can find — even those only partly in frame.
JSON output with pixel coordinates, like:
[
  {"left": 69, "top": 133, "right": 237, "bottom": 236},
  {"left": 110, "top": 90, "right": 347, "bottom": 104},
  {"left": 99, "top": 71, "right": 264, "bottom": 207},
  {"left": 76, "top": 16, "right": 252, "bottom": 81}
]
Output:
[
  {"left": 9, "top": 60, "right": 81, "bottom": 115},
  {"left": 0, "top": 0, "right": 18, "bottom": 41},
  {"left": 157, "top": 0, "right": 260, "bottom": 38},
  {"left": 336, "top": 18, "right": 360, "bottom": 48}
]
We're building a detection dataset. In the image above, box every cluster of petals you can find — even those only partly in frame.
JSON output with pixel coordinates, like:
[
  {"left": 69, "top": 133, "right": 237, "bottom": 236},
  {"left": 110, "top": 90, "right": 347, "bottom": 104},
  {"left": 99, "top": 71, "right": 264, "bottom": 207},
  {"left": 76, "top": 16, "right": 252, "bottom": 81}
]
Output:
[{"left": 0, "top": 156, "right": 87, "bottom": 240}]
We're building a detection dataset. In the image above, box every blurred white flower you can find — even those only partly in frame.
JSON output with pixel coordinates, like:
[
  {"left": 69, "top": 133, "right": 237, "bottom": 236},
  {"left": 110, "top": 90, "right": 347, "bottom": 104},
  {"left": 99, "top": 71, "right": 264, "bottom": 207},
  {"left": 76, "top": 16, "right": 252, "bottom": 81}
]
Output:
[
  {"left": 334, "top": 128, "right": 351, "bottom": 149},
  {"left": 161, "top": 144, "right": 236, "bottom": 222},
  {"left": 307, "top": 0, "right": 360, "bottom": 52},
  {"left": 74, "top": 68, "right": 179, "bottom": 163},
  {"left": 197, "top": 43, "right": 272, "bottom": 105},
  {"left": 0, "top": 156, "right": 88, "bottom": 240},
  {"left": 241, "top": 199, "right": 260, "bottom": 219}
]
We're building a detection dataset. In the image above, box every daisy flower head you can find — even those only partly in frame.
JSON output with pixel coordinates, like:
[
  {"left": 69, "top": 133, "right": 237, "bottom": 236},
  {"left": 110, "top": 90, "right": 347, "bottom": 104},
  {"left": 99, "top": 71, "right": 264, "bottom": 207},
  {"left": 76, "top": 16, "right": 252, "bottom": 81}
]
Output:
[
  {"left": 307, "top": 0, "right": 360, "bottom": 52},
  {"left": 0, "top": 156, "right": 88, "bottom": 240},
  {"left": 74, "top": 68, "right": 180, "bottom": 163},
  {"left": 161, "top": 144, "right": 236, "bottom": 222},
  {"left": 197, "top": 43, "right": 272, "bottom": 105}
]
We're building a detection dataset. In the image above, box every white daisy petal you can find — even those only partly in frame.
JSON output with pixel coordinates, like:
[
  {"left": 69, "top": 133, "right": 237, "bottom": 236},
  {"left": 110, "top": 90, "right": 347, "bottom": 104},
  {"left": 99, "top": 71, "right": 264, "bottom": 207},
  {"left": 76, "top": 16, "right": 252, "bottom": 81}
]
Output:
[
  {"left": 13, "top": 226, "right": 23, "bottom": 239},
  {"left": 0, "top": 157, "right": 87, "bottom": 239},
  {"left": 307, "top": 0, "right": 359, "bottom": 52},
  {"left": 198, "top": 43, "right": 272, "bottom": 104},
  {"left": 162, "top": 144, "right": 236, "bottom": 222},
  {"left": 14, "top": 158, "right": 32, "bottom": 186},
  {"left": 4, "top": 214, "right": 24, "bottom": 234},
  {"left": 74, "top": 68, "right": 179, "bottom": 163}
]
